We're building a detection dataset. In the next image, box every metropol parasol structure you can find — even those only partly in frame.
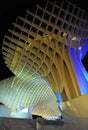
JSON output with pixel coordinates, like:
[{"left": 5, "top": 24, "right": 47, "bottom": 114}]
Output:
[{"left": 0, "top": 0, "right": 88, "bottom": 119}]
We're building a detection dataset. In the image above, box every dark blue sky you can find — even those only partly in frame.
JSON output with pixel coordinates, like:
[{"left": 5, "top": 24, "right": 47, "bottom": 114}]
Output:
[
  {"left": 68, "top": 0, "right": 88, "bottom": 12},
  {"left": 0, "top": 0, "right": 38, "bottom": 80}
]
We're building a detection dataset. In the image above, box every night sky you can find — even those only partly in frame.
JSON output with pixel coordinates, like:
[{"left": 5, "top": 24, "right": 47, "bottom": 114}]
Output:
[
  {"left": 0, "top": 0, "right": 88, "bottom": 80},
  {"left": 0, "top": 0, "right": 37, "bottom": 80}
]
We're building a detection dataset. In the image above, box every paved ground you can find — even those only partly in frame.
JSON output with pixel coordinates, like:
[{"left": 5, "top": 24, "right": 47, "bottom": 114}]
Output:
[
  {"left": 0, "top": 117, "right": 36, "bottom": 130},
  {"left": 0, "top": 114, "right": 88, "bottom": 130}
]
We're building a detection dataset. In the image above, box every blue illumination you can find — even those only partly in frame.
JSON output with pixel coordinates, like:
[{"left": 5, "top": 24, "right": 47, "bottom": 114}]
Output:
[
  {"left": 70, "top": 46, "right": 88, "bottom": 95},
  {"left": 55, "top": 93, "right": 63, "bottom": 103},
  {"left": 80, "top": 43, "right": 88, "bottom": 60},
  {"left": 77, "top": 46, "right": 88, "bottom": 81}
]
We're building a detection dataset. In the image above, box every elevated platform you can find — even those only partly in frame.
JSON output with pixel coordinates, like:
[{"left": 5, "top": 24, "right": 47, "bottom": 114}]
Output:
[{"left": 0, "top": 116, "right": 88, "bottom": 130}]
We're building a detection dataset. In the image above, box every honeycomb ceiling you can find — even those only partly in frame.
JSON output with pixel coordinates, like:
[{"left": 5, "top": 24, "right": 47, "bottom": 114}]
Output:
[{"left": 0, "top": 76, "right": 61, "bottom": 118}]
